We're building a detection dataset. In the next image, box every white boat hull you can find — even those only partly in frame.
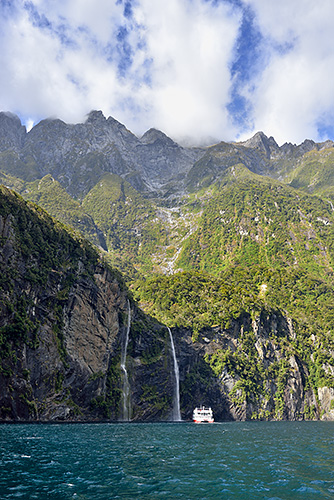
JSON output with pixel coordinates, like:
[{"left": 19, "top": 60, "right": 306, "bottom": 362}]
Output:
[{"left": 193, "top": 418, "right": 214, "bottom": 423}]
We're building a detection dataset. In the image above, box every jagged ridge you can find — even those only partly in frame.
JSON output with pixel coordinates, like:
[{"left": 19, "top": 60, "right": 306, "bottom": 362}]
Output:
[{"left": 1, "top": 111, "right": 334, "bottom": 421}]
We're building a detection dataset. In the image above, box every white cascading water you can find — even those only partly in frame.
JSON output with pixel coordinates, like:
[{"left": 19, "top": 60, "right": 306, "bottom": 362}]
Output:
[
  {"left": 120, "top": 300, "right": 131, "bottom": 421},
  {"left": 167, "top": 327, "right": 181, "bottom": 421}
]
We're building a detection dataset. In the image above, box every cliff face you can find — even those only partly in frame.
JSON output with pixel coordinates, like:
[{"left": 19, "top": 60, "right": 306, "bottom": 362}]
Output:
[
  {"left": 0, "top": 267, "right": 126, "bottom": 421},
  {"left": 0, "top": 187, "right": 175, "bottom": 421},
  {"left": 0, "top": 265, "right": 175, "bottom": 422},
  {"left": 0, "top": 192, "right": 120, "bottom": 419},
  {"left": 173, "top": 311, "right": 333, "bottom": 422}
]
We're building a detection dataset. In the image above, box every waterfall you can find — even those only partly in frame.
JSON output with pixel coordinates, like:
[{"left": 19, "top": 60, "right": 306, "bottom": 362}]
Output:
[
  {"left": 167, "top": 327, "right": 181, "bottom": 421},
  {"left": 120, "top": 300, "right": 131, "bottom": 421}
]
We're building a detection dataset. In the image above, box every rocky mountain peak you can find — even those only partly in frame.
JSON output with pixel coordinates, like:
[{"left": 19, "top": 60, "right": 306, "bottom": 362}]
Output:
[
  {"left": 319, "top": 139, "right": 334, "bottom": 150},
  {"left": 83, "top": 111, "right": 139, "bottom": 149},
  {"left": 240, "top": 131, "right": 279, "bottom": 157},
  {"left": 298, "top": 138, "right": 317, "bottom": 154},
  {"left": 140, "top": 128, "right": 177, "bottom": 147},
  {"left": 0, "top": 111, "right": 22, "bottom": 126},
  {"left": 85, "top": 110, "right": 107, "bottom": 125},
  {"left": 27, "top": 117, "right": 68, "bottom": 136},
  {"left": 0, "top": 112, "right": 26, "bottom": 151},
  {"left": 86, "top": 111, "right": 134, "bottom": 137},
  {"left": 106, "top": 115, "right": 139, "bottom": 144}
]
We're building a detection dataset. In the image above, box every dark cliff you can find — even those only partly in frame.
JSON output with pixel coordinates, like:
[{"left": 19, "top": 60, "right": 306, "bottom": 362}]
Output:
[
  {"left": 173, "top": 316, "right": 330, "bottom": 422},
  {"left": 0, "top": 186, "right": 176, "bottom": 421}
]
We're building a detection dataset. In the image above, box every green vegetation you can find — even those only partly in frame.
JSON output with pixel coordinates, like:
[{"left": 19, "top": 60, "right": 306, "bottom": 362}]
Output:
[
  {"left": 2, "top": 125, "right": 334, "bottom": 420},
  {"left": 82, "top": 173, "right": 171, "bottom": 277},
  {"left": 0, "top": 185, "right": 100, "bottom": 281},
  {"left": 21, "top": 175, "right": 107, "bottom": 249},
  {"left": 139, "top": 385, "right": 169, "bottom": 413},
  {"left": 178, "top": 179, "right": 334, "bottom": 277},
  {"left": 133, "top": 266, "right": 334, "bottom": 338},
  {"left": 287, "top": 147, "right": 334, "bottom": 199},
  {"left": 133, "top": 262, "right": 334, "bottom": 418}
]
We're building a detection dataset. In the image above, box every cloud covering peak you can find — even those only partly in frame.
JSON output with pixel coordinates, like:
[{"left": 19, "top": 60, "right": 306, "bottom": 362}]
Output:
[{"left": 0, "top": 0, "right": 333, "bottom": 145}]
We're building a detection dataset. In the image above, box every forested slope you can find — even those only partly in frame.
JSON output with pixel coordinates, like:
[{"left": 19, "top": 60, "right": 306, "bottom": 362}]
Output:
[{"left": 1, "top": 112, "right": 334, "bottom": 420}]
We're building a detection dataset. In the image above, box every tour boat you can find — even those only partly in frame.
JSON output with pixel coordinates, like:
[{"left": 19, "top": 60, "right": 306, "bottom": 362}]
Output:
[{"left": 192, "top": 406, "right": 214, "bottom": 423}]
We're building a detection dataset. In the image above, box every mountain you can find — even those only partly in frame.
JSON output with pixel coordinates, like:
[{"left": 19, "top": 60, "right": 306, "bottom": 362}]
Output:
[
  {"left": 0, "top": 186, "right": 187, "bottom": 421},
  {"left": 287, "top": 145, "right": 334, "bottom": 199},
  {"left": 1, "top": 111, "right": 334, "bottom": 421},
  {"left": 0, "top": 112, "right": 26, "bottom": 151},
  {"left": 179, "top": 172, "right": 334, "bottom": 278},
  {"left": 18, "top": 174, "right": 107, "bottom": 249},
  {"left": 1, "top": 109, "right": 334, "bottom": 199},
  {"left": 2, "top": 185, "right": 334, "bottom": 422},
  {"left": 0, "top": 111, "right": 200, "bottom": 198}
]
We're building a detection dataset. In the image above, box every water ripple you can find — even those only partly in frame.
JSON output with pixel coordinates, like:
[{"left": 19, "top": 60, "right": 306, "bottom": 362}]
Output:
[{"left": 0, "top": 421, "right": 333, "bottom": 499}]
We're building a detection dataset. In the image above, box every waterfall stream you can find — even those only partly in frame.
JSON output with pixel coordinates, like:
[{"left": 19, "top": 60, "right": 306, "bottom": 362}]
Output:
[
  {"left": 167, "top": 327, "right": 181, "bottom": 421},
  {"left": 120, "top": 300, "right": 131, "bottom": 421}
]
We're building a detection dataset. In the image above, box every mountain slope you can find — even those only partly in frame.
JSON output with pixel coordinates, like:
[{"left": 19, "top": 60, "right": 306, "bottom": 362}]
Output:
[
  {"left": 287, "top": 146, "right": 334, "bottom": 199},
  {"left": 21, "top": 174, "right": 108, "bottom": 249},
  {"left": 1, "top": 112, "right": 334, "bottom": 421},
  {"left": 178, "top": 171, "right": 334, "bottom": 278},
  {"left": 2, "top": 184, "right": 334, "bottom": 422},
  {"left": 81, "top": 173, "right": 167, "bottom": 277},
  {"left": 0, "top": 186, "right": 182, "bottom": 421}
]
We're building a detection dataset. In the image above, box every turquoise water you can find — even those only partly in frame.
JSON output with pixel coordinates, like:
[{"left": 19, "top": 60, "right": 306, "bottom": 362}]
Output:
[{"left": 0, "top": 422, "right": 333, "bottom": 499}]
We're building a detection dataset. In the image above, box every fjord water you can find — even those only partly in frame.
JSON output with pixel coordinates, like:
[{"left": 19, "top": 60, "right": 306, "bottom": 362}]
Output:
[{"left": 1, "top": 422, "right": 333, "bottom": 500}]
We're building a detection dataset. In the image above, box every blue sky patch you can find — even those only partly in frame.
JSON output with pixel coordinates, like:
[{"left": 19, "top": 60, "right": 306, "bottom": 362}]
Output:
[{"left": 0, "top": 0, "right": 333, "bottom": 145}]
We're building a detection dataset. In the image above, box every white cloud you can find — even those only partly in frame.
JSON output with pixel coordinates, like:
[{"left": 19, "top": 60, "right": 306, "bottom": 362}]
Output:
[
  {"left": 1, "top": 0, "right": 333, "bottom": 145},
  {"left": 241, "top": 0, "right": 334, "bottom": 144},
  {"left": 0, "top": 0, "right": 242, "bottom": 144},
  {"left": 132, "top": 0, "right": 242, "bottom": 142},
  {"left": 0, "top": 1, "right": 128, "bottom": 123}
]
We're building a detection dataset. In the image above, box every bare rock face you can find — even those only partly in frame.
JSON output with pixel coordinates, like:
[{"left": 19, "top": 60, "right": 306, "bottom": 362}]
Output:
[
  {"left": 318, "top": 387, "right": 334, "bottom": 420},
  {"left": 172, "top": 312, "right": 333, "bottom": 422},
  {"left": 64, "top": 268, "right": 122, "bottom": 375},
  {"left": 0, "top": 112, "right": 26, "bottom": 151},
  {"left": 0, "top": 110, "right": 203, "bottom": 197},
  {"left": 0, "top": 258, "right": 128, "bottom": 420},
  {"left": 0, "top": 255, "right": 173, "bottom": 421},
  {"left": 240, "top": 131, "right": 279, "bottom": 158}
]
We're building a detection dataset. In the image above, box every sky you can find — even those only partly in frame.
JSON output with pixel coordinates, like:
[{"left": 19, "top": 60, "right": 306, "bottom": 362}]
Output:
[{"left": 0, "top": 0, "right": 334, "bottom": 145}]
